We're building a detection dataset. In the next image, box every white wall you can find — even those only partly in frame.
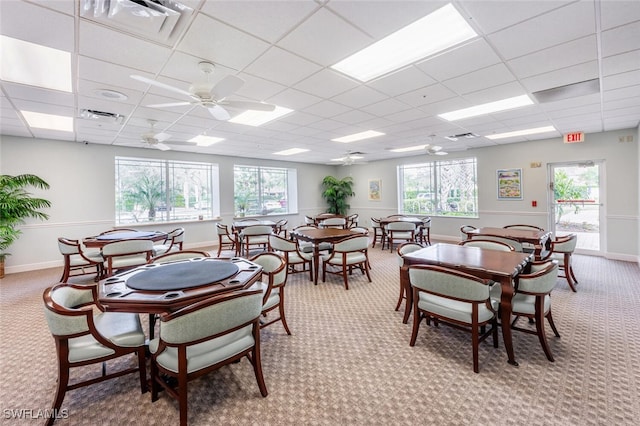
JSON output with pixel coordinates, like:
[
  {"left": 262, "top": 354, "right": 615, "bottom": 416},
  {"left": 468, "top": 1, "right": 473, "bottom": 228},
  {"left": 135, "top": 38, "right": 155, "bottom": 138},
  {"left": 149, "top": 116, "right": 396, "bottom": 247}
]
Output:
[
  {"left": 1, "top": 128, "right": 638, "bottom": 273},
  {"left": 0, "top": 136, "right": 337, "bottom": 273}
]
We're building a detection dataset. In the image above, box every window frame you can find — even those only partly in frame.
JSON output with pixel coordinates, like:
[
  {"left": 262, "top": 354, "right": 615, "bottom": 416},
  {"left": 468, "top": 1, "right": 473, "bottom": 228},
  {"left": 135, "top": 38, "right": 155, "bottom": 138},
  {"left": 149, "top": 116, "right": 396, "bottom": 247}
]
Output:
[{"left": 233, "top": 164, "right": 298, "bottom": 217}]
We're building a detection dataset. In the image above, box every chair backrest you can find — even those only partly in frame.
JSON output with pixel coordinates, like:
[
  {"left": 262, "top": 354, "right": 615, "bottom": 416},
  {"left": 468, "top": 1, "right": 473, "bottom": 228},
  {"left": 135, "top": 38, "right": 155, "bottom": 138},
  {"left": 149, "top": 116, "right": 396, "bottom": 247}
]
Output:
[
  {"left": 386, "top": 221, "right": 416, "bottom": 231},
  {"left": 151, "top": 250, "right": 210, "bottom": 264},
  {"left": 43, "top": 284, "right": 96, "bottom": 337},
  {"left": 420, "top": 217, "right": 432, "bottom": 227},
  {"left": 99, "top": 228, "right": 137, "bottom": 235},
  {"left": 409, "top": 265, "right": 491, "bottom": 302},
  {"left": 269, "top": 234, "right": 296, "bottom": 253},
  {"left": 170, "top": 228, "right": 185, "bottom": 244},
  {"left": 321, "top": 217, "right": 347, "bottom": 228},
  {"left": 158, "top": 287, "right": 263, "bottom": 346},
  {"left": 102, "top": 239, "right": 154, "bottom": 256},
  {"left": 58, "top": 237, "right": 81, "bottom": 255},
  {"left": 292, "top": 224, "right": 317, "bottom": 232},
  {"left": 371, "top": 217, "right": 381, "bottom": 228},
  {"left": 460, "top": 239, "right": 515, "bottom": 252},
  {"left": 503, "top": 224, "right": 545, "bottom": 231},
  {"left": 350, "top": 226, "right": 369, "bottom": 235},
  {"left": 332, "top": 235, "right": 369, "bottom": 252},
  {"left": 516, "top": 260, "right": 559, "bottom": 295},
  {"left": 275, "top": 219, "right": 288, "bottom": 232},
  {"left": 251, "top": 253, "right": 287, "bottom": 307},
  {"left": 241, "top": 225, "right": 273, "bottom": 236},
  {"left": 304, "top": 215, "right": 314, "bottom": 224},
  {"left": 552, "top": 234, "right": 577, "bottom": 253},
  {"left": 216, "top": 223, "right": 231, "bottom": 236},
  {"left": 397, "top": 242, "right": 424, "bottom": 266},
  {"left": 460, "top": 225, "right": 477, "bottom": 240},
  {"left": 470, "top": 235, "right": 523, "bottom": 252}
]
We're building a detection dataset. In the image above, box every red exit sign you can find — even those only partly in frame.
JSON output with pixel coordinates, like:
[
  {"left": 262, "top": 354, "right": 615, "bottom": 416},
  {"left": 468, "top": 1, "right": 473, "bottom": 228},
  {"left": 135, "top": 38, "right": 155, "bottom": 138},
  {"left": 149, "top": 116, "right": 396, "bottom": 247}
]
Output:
[{"left": 564, "top": 132, "right": 584, "bottom": 143}]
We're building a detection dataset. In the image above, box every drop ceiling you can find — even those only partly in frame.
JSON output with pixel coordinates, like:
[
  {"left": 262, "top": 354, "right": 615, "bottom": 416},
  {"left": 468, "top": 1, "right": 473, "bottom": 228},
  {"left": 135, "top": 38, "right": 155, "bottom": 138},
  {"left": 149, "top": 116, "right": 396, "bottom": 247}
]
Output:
[{"left": 1, "top": 0, "right": 638, "bottom": 164}]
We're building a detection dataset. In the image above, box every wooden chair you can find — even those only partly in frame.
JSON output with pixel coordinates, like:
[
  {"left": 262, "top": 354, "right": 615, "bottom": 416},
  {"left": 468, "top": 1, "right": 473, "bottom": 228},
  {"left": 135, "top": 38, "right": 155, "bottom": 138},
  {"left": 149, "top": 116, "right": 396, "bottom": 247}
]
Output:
[
  {"left": 459, "top": 239, "right": 515, "bottom": 252},
  {"left": 371, "top": 217, "right": 384, "bottom": 248},
  {"left": 251, "top": 252, "right": 291, "bottom": 334},
  {"left": 460, "top": 225, "right": 477, "bottom": 241},
  {"left": 152, "top": 227, "right": 184, "bottom": 256},
  {"left": 57, "top": 237, "right": 104, "bottom": 282},
  {"left": 43, "top": 283, "right": 147, "bottom": 426},
  {"left": 542, "top": 233, "right": 579, "bottom": 291},
  {"left": 321, "top": 235, "right": 371, "bottom": 290},
  {"left": 469, "top": 235, "right": 523, "bottom": 252},
  {"left": 383, "top": 221, "right": 416, "bottom": 252},
  {"left": 274, "top": 219, "right": 288, "bottom": 238},
  {"left": 151, "top": 250, "right": 210, "bottom": 264},
  {"left": 319, "top": 217, "right": 347, "bottom": 229},
  {"left": 408, "top": 265, "right": 499, "bottom": 373},
  {"left": 102, "top": 239, "right": 154, "bottom": 276},
  {"left": 416, "top": 216, "right": 432, "bottom": 245},
  {"left": 395, "top": 242, "right": 424, "bottom": 311},
  {"left": 215, "top": 223, "right": 239, "bottom": 257},
  {"left": 510, "top": 260, "right": 561, "bottom": 361},
  {"left": 346, "top": 213, "right": 359, "bottom": 228},
  {"left": 503, "top": 224, "right": 544, "bottom": 252},
  {"left": 149, "top": 287, "right": 267, "bottom": 426},
  {"left": 239, "top": 225, "right": 273, "bottom": 257},
  {"left": 268, "top": 234, "right": 312, "bottom": 281},
  {"left": 98, "top": 228, "right": 137, "bottom": 235},
  {"left": 291, "top": 224, "right": 332, "bottom": 254}
]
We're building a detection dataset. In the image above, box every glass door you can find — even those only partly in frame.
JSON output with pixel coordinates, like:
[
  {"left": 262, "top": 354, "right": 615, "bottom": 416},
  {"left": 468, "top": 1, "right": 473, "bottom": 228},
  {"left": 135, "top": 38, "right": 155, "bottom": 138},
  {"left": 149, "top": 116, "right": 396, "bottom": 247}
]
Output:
[{"left": 548, "top": 160, "right": 604, "bottom": 254}]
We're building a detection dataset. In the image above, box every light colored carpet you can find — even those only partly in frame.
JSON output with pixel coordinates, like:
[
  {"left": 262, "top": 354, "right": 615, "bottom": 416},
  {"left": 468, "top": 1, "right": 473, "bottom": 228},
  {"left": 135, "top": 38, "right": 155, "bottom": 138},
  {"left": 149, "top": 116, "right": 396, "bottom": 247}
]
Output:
[{"left": 1, "top": 243, "right": 639, "bottom": 425}]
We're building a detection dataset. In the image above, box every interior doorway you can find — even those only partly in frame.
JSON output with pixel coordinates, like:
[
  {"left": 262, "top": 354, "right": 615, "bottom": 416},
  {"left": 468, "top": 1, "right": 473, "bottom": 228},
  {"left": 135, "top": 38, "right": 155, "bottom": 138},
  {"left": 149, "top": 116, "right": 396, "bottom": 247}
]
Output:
[{"left": 548, "top": 160, "right": 604, "bottom": 254}]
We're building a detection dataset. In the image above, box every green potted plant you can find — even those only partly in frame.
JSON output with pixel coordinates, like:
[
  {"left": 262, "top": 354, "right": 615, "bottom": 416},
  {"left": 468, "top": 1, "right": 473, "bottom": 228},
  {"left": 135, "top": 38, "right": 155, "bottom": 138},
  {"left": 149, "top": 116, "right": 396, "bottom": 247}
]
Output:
[
  {"left": 0, "top": 174, "right": 51, "bottom": 278},
  {"left": 321, "top": 176, "right": 355, "bottom": 215}
]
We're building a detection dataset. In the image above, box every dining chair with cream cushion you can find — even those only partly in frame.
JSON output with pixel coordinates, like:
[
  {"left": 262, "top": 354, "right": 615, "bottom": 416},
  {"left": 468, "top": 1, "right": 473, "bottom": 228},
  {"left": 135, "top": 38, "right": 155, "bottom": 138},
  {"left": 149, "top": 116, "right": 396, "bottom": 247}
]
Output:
[
  {"left": 43, "top": 283, "right": 147, "bottom": 426},
  {"left": 459, "top": 239, "right": 516, "bottom": 252},
  {"left": 503, "top": 224, "right": 544, "bottom": 252},
  {"left": 268, "top": 234, "right": 312, "bottom": 281},
  {"left": 57, "top": 237, "right": 104, "bottom": 282},
  {"left": 251, "top": 252, "right": 291, "bottom": 334},
  {"left": 150, "top": 250, "right": 210, "bottom": 264},
  {"left": 346, "top": 213, "right": 359, "bottom": 228},
  {"left": 416, "top": 216, "right": 432, "bottom": 245},
  {"left": 321, "top": 235, "right": 371, "bottom": 290},
  {"left": 149, "top": 286, "right": 267, "bottom": 426},
  {"left": 371, "top": 217, "right": 384, "bottom": 248},
  {"left": 102, "top": 239, "right": 154, "bottom": 277},
  {"left": 319, "top": 217, "right": 347, "bottom": 229},
  {"left": 460, "top": 225, "right": 477, "bottom": 241},
  {"left": 541, "top": 233, "right": 579, "bottom": 292},
  {"left": 239, "top": 225, "right": 273, "bottom": 258},
  {"left": 510, "top": 260, "right": 561, "bottom": 361},
  {"left": 383, "top": 221, "right": 416, "bottom": 252},
  {"left": 152, "top": 228, "right": 184, "bottom": 256},
  {"left": 469, "top": 235, "right": 523, "bottom": 252},
  {"left": 408, "top": 264, "right": 499, "bottom": 373},
  {"left": 215, "top": 223, "right": 239, "bottom": 257},
  {"left": 395, "top": 242, "right": 424, "bottom": 312},
  {"left": 291, "top": 225, "right": 333, "bottom": 255}
]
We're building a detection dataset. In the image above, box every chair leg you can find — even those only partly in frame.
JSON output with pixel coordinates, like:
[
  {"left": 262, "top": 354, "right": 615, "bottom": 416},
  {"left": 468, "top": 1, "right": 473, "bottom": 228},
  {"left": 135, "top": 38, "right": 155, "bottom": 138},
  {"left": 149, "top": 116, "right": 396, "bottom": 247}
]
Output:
[
  {"left": 47, "top": 359, "right": 69, "bottom": 426},
  {"left": 363, "top": 261, "right": 372, "bottom": 283},
  {"left": 178, "top": 368, "right": 189, "bottom": 426},
  {"left": 472, "top": 323, "right": 480, "bottom": 373},
  {"left": 278, "top": 295, "right": 292, "bottom": 335},
  {"left": 342, "top": 266, "right": 349, "bottom": 290},
  {"left": 395, "top": 277, "right": 405, "bottom": 311},
  {"left": 251, "top": 333, "right": 268, "bottom": 397},
  {"left": 535, "top": 298, "right": 554, "bottom": 362},
  {"left": 564, "top": 254, "right": 577, "bottom": 292},
  {"left": 137, "top": 348, "right": 148, "bottom": 393},
  {"left": 546, "top": 309, "right": 561, "bottom": 338}
]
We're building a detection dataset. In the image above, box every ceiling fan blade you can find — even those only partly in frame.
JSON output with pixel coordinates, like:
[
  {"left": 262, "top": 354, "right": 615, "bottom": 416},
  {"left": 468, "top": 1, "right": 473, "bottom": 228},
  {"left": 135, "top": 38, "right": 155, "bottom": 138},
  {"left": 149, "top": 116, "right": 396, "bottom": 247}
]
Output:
[
  {"left": 131, "top": 75, "right": 193, "bottom": 98},
  {"left": 211, "top": 75, "right": 244, "bottom": 100},
  {"left": 155, "top": 143, "right": 172, "bottom": 151},
  {"left": 154, "top": 132, "right": 172, "bottom": 142},
  {"left": 208, "top": 105, "right": 231, "bottom": 121},
  {"left": 146, "top": 101, "right": 192, "bottom": 108},
  {"left": 220, "top": 100, "right": 276, "bottom": 112}
]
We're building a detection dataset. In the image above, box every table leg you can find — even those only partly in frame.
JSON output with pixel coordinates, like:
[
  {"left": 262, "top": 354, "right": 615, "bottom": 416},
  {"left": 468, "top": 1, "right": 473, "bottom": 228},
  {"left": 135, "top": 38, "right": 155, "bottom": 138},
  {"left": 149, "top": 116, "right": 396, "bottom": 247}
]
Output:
[
  {"left": 400, "top": 265, "right": 412, "bottom": 324},
  {"left": 499, "top": 278, "right": 518, "bottom": 366},
  {"left": 313, "top": 244, "right": 320, "bottom": 285}
]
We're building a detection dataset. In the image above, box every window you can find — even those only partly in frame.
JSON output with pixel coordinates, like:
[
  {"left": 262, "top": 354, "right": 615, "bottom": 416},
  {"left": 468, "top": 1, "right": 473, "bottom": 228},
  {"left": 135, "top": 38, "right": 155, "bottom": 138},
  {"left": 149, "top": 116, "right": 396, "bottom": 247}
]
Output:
[
  {"left": 234, "top": 165, "right": 297, "bottom": 216},
  {"left": 115, "top": 157, "right": 219, "bottom": 225},
  {"left": 398, "top": 157, "right": 477, "bottom": 217}
]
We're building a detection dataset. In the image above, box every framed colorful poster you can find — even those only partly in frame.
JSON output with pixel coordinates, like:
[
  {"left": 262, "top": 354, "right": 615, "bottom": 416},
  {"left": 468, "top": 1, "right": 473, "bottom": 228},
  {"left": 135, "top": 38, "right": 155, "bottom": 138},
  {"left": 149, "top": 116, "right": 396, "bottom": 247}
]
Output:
[
  {"left": 368, "top": 179, "right": 381, "bottom": 201},
  {"left": 497, "top": 168, "right": 523, "bottom": 200}
]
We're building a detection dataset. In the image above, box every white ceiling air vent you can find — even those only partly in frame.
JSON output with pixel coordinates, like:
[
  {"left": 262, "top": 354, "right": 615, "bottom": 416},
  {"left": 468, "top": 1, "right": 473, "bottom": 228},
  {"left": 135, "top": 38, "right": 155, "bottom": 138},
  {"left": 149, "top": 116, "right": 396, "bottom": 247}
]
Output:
[
  {"left": 80, "top": 109, "right": 125, "bottom": 124},
  {"left": 445, "top": 132, "right": 478, "bottom": 142},
  {"left": 532, "top": 79, "right": 600, "bottom": 103},
  {"left": 80, "top": 0, "right": 193, "bottom": 42}
]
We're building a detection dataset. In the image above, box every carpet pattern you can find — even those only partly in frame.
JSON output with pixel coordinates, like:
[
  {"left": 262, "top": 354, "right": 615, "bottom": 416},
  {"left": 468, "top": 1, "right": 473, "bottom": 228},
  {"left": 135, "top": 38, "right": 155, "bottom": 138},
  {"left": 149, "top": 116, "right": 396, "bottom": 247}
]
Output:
[{"left": 1, "top": 242, "right": 639, "bottom": 425}]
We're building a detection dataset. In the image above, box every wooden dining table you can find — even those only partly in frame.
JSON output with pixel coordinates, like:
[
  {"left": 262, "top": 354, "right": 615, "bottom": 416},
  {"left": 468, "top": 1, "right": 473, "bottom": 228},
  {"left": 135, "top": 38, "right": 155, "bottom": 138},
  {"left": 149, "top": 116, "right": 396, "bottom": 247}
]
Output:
[
  {"left": 290, "top": 227, "right": 358, "bottom": 285},
  {"left": 401, "top": 243, "right": 533, "bottom": 366},
  {"left": 83, "top": 230, "right": 168, "bottom": 248},
  {"left": 466, "top": 226, "right": 552, "bottom": 260}
]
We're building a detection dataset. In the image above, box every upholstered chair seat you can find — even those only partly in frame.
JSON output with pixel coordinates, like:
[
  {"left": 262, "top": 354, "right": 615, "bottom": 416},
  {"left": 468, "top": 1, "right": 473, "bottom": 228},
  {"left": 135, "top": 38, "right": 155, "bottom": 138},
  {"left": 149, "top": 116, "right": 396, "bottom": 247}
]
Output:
[{"left": 321, "top": 235, "right": 371, "bottom": 290}]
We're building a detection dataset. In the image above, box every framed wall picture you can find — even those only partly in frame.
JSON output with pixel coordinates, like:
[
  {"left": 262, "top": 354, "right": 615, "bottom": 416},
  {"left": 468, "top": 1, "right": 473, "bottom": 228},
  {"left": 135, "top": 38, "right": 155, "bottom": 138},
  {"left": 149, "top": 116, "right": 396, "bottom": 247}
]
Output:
[
  {"left": 497, "top": 168, "right": 523, "bottom": 200},
  {"left": 368, "top": 179, "right": 381, "bottom": 201}
]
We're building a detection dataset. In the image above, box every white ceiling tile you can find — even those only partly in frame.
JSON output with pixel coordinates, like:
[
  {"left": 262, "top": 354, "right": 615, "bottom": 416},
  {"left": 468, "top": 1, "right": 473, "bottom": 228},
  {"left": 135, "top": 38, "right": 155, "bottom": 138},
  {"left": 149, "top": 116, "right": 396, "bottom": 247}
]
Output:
[
  {"left": 295, "top": 69, "right": 360, "bottom": 99},
  {"left": 600, "top": 21, "right": 640, "bottom": 58},
  {"left": 200, "top": 0, "right": 317, "bottom": 43},
  {"left": 177, "top": 14, "right": 270, "bottom": 71},
  {"left": 2, "top": 82, "right": 74, "bottom": 108},
  {"left": 601, "top": 49, "right": 640, "bottom": 76},
  {"left": 332, "top": 109, "right": 377, "bottom": 125},
  {"left": 487, "top": 1, "right": 596, "bottom": 60},
  {"left": 396, "top": 84, "right": 457, "bottom": 108},
  {"left": 244, "top": 47, "right": 322, "bottom": 86},
  {"left": 278, "top": 8, "right": 373, "bottom": 66},
  {"left": 367, "top": 66, "right": 436, "bottom": 97},
  {"left": 302, "top": 100, "right": 352, "bottom": 118},
  {"left": 331, "top": 86, "right": 387, "bottom": 109},
  {"left": 415, "top": 38, "right": 502, "bottom": 81},
  {"left": 462, "top": 81, "right": 529, "bottom": 104},
  {"left": 267, "top": 88, "right": 322, "bottom": 110},
  {"left": 442, "top": 63, "right": 516, "bottom": 95},
  {"left": 520, "top": 61, "right": 599, "bottom": 93},
  {"left": 603, "top": 70, "right": 640, "bottom": 91},
  {"left": 360, "top": 98, "right": 412, "bottom": 117},
  {"left": 0, "top": 1, "right": 74, "bottom": 51},
  {"left": 600, "top": 0, "right": 640, "bottom": 30}
]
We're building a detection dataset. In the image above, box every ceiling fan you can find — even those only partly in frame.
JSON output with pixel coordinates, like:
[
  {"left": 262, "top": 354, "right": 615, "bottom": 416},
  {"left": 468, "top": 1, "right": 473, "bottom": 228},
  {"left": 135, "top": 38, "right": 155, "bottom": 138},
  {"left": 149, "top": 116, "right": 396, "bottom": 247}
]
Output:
[
  {"left": 131, "top": 61, "right": 276, "bottom": 121},
  {"left": 141, "top": 119, "right": 172, "bottom": 151},
  {"left": 425, "top": 144, "right": 448, "bottom": 156},
  {"left": 331, "top": 151, "right": 367, "bottom": 166}
]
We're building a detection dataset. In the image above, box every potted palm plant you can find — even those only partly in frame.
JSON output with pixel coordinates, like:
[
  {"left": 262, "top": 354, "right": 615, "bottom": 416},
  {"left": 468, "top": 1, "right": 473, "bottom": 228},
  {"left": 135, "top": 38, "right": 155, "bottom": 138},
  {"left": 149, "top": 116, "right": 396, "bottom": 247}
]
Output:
[
  {"left": 0, "top": 174, "right": 51, "bottom": 278},
  {"left": 321, "top": 176, "right": 355, "bottom": 215}
]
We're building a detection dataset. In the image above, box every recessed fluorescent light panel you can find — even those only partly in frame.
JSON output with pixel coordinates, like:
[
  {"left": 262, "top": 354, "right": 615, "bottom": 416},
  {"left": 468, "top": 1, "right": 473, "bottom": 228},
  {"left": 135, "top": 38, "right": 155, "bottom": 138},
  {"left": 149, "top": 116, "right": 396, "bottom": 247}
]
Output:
[
  {"left": 438, "top": 95, "right": 534, "bottom": 121},
  {"left": 331, "top": 155, "right": 363, "bottom": 162},
  {"left": 229, "top": 106, "right": 293, "bottom": 127},
  {"left": 331, "top": 4, "right": 477, "bottom": 82},
  {"left": 0, "top": 35, "right": 72, "bottom": 92},
  {"left": 485, "top": 126, "right": 557, "bottom": 140},
  {"left": 274, "top": 148, "right": 310, "bottom": 156},
  {"left": 21, "top": 111, "right": 73, "bottom": 132},
  {"left": 189, "top": 135, "right": 224, "bottom": 146},
  {"left": 331, "top": 130, "right": 385, "bottom": 143},
  {"left": 390, "top": 144, "right": 428, "bottom": 153}
]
